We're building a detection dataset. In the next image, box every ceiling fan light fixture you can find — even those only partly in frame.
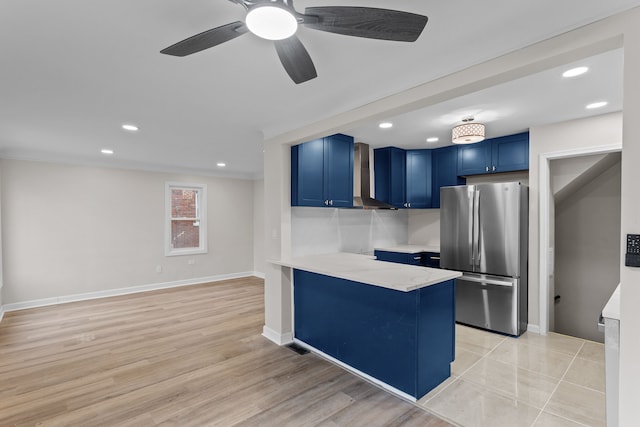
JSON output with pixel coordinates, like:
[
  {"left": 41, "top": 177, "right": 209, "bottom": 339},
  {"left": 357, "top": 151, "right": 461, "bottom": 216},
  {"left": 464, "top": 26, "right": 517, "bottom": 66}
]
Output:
[
  {"left": 246, "top": 5, "right": 298, "bottom": 40},
  {"left": 452, "top": 118, "right": 485, "bottom": 144}
]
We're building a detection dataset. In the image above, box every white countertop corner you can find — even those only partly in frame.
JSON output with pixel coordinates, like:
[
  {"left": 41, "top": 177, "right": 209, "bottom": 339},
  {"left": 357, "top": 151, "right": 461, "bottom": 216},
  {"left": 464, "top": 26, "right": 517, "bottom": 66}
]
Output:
[{"left": 602, "top": 283, "right": 620, "bottom": 320}]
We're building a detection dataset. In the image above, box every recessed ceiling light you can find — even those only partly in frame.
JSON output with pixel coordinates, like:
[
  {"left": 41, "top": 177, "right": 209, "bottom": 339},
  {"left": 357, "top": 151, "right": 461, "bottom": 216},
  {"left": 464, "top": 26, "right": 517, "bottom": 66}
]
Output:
[
  {"left": 379, "top": 122, "right": 393, "bottom": 129},
  {"left": 586, "top": 101, "right": 608, "bottom": 109},
  {"left": 122, "top": 124, "right": 139, "bottom": 132},
  {"left": 101, "top": 149, "right": 114, "bottom": 155},
  {"left": 217, "top": 162, "right": 226, "bottom": 167},
  {"left": 426, "top": 137, "right": 439, "bottom": 143},
  {"left": 562, "top": 66, "right": 589, "bottom": 78}
]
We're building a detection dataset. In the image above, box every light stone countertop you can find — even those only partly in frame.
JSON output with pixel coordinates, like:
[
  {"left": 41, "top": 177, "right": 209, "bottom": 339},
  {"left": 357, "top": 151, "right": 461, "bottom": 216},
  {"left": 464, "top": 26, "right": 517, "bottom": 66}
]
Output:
[
  {"left": 374, "top": 244, "right": 440, "bottom": 254},
  {"left": 269, "top": 252, "right": 460, "bottom": 292},
  {"left": 602, "top": 283, "right": 620, "bottom": 320}
]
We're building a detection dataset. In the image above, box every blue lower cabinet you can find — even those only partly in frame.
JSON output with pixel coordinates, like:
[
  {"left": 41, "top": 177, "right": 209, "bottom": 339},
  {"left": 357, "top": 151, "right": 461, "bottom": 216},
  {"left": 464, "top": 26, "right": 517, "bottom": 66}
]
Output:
[
  {"left": 375, "top": 250, "right": 423, "bottom": 266},
  {"left": 423, "top": 252, "right": 441, "bottom": 268},
  {"left": 293, "top": 270, "right": 455, "bottom": 399},
  {"left": 375, "top": 250, "right": 440, "bottom": 268}
]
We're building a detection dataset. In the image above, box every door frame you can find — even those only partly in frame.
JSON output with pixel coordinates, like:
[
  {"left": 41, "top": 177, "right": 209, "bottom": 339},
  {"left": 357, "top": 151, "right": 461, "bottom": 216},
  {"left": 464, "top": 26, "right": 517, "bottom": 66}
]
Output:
[{"left": 538, "top": 143, "right": 622, "bottom": 335}]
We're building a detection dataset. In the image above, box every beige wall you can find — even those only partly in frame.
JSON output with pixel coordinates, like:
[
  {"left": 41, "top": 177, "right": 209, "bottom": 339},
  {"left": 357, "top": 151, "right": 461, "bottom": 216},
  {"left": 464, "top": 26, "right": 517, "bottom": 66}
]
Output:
[
  {"left": 253, "top": 179, "right": 265, "bottom": 276},
  {"left": 0, "top": 159, "right": 255, "bottom": 305}
]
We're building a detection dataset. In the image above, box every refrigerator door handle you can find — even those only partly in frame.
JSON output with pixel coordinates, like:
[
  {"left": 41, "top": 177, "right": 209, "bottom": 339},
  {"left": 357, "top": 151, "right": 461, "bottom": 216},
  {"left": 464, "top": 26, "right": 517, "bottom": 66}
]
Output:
[
  {"left": 473, "top": 188, "right": 481, "bottom": 267},
  {"left": 460, "top": 274, "right": 516, "bottom": 287},
  {"left": 468, "top": 186, "right": 475, "bottom": 266}
]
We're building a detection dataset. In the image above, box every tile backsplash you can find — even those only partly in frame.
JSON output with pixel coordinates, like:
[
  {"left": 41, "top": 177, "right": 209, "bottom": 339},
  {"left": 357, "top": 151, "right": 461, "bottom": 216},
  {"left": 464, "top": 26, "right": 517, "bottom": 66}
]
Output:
[{"left": 291, "top": 207, "right": 408, "bottom": 256}]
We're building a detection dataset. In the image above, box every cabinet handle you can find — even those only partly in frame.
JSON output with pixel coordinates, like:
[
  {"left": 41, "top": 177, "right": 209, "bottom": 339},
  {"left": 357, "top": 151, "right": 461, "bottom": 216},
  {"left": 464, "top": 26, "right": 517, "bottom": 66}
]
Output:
[
  {"left": 430, "top": 256, "right": 441, "bottom": 260},
  {"left": 485, "top": 166, "right": 489, "bottom": 172},
  {"left": 404, "top": 203, "right": 407, "bottom": 208},
  {"left": 413, "top": 256, "right": 422, "bottom": 260},
  {"left": 492, "top": 165, "right": 496, "bottom": 172},
  {"left": 408, "top": 203, "right": 411, "bottom": 208},
  {"left": 324, "top": 200, "right": 328, "bottom": 206},
  {"left": 329, "top": 200, "right": 333, "bottom": 206}
]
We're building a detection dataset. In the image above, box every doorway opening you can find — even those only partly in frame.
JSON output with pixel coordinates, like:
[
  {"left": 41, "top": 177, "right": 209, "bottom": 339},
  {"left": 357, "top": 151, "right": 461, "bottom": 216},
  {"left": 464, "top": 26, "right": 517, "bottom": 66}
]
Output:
[
  {"left": 538, "top": 144, "right": 622, "bottom": 337},
  {"left": 549, "top": 152, "right": 621, "bottom": 342}
]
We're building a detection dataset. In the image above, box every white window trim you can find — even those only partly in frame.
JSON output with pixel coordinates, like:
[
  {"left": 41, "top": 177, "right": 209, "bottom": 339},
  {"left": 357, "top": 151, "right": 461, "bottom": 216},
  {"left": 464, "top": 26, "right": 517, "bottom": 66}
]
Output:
[{"left": 165, "top": 181, "right": 208, "bottom": 257}]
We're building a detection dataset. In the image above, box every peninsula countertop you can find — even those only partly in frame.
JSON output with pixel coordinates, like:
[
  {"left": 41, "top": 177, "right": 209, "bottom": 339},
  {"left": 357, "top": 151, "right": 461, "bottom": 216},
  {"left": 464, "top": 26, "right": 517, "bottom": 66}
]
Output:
[{"left": 269, "top": 252, "right": 461, "bottom": 292}]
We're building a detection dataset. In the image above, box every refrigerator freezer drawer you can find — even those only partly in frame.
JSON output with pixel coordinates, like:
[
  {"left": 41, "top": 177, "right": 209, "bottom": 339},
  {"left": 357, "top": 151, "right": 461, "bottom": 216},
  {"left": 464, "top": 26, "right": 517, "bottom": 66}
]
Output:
[{"left": 456, "top": 274, "right": 524, "bottom": 336}]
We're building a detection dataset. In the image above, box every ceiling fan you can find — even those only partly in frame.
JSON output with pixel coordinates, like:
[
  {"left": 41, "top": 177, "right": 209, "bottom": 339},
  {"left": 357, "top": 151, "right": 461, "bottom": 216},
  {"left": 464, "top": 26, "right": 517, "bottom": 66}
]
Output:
[{"left": 160, "top": 0, "right": 428, "bottom": 84}]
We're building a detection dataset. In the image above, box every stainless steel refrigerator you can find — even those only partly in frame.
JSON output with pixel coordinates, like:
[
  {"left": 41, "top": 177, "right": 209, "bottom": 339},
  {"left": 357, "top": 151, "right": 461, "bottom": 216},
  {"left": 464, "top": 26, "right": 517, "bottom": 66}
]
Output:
[{"left": 440, "top": 182, "right": 528, "bottom": 336}]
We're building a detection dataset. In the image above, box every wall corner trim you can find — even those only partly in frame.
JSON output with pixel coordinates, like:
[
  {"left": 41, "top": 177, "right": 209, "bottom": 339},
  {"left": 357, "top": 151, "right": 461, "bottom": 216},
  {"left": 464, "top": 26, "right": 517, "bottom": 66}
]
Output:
[
  {"left": 262, "top": 325, "right": 294, "bottom": 345},
  {"left": 527, "top": 324, "right": 541, "bottom": 335},
  {"left": 3, "top": 271, "right": 257, "bottom": 312},
  {"left": 0, "top": 306, "right": 5, "bottom": 324}
]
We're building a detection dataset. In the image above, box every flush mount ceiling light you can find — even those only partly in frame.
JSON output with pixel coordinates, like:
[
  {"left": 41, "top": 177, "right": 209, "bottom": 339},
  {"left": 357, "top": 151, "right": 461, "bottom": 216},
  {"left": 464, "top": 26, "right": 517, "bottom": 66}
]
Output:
[
  {"left": 562, "top": 66, "right": 589, "bottom": 78},
  {"left": 452, "top": 117, "right": 485, "bottom": 144},
  {"left": 101, "top": 148, "right": 114, "bottom": 155},
  {"left": 246, "top": 4, "right": 298, "bottom": 40},
  {"left": 426, "top": 137, "right": 439, "bottom": 143},
  {"left": 122, "top": 124, "right": 139, "bottom": 132},
  {"left": 379, "top": 122, "right": 393, "bottom": 129},
  {"left": 216, "top": 162, "right": 227, "bottom": 167},
  {"left": 586, "top": 101, "right": 608, "bottom": 109}
]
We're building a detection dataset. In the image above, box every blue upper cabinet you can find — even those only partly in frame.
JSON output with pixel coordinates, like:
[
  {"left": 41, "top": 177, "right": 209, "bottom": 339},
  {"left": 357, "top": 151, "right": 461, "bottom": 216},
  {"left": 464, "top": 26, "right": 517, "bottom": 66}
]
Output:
[
  {"left": 492, "top": 132, "right": 529, "bottom": 172},
  {"left": 458, "top": 131, "right": 529, "bottom": 176},
  {"left": 374, "top": 147, "right": 406, "bottom": 208},
  {"left": 323, "top": 134, "right": 354, "bottom": 207},
  {"left": 432, "top": 146, "right": 465, "bottom": 209},
  {"left": 406, "top": 150, "right": 432, "bottom": 208},
  {"left": 457, "top": 140, "right": 492, "bottom": 176},
  {"left": 291, "top": 134, "right": 354, "bottom": 208}
]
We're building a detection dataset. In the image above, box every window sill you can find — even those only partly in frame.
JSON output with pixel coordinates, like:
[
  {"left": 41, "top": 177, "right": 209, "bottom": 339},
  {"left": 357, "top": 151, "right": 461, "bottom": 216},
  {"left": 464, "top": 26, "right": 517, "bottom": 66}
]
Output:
[{"left": 165, "top": 248, "right": 208, "bottom": 257}]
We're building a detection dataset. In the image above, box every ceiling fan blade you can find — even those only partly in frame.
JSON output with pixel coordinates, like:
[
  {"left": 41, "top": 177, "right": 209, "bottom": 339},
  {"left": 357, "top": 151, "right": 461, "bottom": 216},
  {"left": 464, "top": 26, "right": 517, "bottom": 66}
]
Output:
[
  {"left": 160, "top": 21, "right": 248, "bottom": 56},
  {"left": 303, "top": 7, "right": 427, "bottom": 42},
  {"left": 274, "top": 35, "right": 317, "bottom": 84}
]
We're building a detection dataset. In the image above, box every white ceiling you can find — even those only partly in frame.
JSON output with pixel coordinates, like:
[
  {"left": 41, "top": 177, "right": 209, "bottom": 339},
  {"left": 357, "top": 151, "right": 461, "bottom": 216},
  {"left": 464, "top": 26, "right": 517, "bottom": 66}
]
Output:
[{"left": 0, "top": 1, "right": 637, "bottom": 179}]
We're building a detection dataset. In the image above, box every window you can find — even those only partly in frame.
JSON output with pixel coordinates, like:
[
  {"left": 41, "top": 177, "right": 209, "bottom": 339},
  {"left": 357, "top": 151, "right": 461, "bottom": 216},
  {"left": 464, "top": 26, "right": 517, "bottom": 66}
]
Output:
[{"left": 165, "top": 182, "right": 207, "bottom": 256}]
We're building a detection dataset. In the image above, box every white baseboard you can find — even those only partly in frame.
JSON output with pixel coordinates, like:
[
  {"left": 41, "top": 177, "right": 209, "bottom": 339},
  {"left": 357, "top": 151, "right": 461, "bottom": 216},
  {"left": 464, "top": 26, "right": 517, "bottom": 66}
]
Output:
[
  {"left": 262, "top": 325, "right": 294, "bottom": 345},
  {"left": 3, "top": 271, "right": 261, "bottom": 312},
  {"left": 253, "top": 271, "right": 266, "bottom": 279},
  {"left": 294, "top": 339, "right": 417, "bottom": 403},
  {"left": 527, "top": 324, "right": 541, "bottom": 334}
]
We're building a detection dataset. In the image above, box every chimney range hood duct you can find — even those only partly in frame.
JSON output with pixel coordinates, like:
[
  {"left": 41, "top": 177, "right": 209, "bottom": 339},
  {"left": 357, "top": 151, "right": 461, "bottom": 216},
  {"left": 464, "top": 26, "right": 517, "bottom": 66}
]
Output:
[{"left": 353, "top": 142, "right": 397, "bottom": 209}]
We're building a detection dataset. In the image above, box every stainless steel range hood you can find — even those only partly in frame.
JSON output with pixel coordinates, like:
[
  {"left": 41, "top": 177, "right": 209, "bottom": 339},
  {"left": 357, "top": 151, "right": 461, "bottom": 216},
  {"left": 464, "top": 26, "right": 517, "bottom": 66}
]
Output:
[{"left": 353, "top": 142, "right": 397, "bottom": 209}]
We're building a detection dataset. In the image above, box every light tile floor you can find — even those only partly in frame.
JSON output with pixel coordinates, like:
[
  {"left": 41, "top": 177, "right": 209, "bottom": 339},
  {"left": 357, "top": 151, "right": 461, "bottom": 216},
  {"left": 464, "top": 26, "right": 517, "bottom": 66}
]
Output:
[{"left": 418, "top": 324, "right": 606, "bottom": 427}]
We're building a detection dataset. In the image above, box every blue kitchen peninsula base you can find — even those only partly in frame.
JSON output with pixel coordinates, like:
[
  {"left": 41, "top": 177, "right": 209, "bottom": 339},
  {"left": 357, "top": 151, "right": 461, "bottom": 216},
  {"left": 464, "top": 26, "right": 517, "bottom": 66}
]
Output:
[{"left": 293, "top": 269, "right": 455, "bottom": 400}]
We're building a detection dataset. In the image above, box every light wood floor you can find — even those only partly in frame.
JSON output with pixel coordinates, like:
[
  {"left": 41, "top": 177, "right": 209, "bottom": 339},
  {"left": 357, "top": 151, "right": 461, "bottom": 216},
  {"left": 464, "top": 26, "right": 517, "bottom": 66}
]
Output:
[{"left": 0, "top": 277, "right": 452, "bottom": 426}]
